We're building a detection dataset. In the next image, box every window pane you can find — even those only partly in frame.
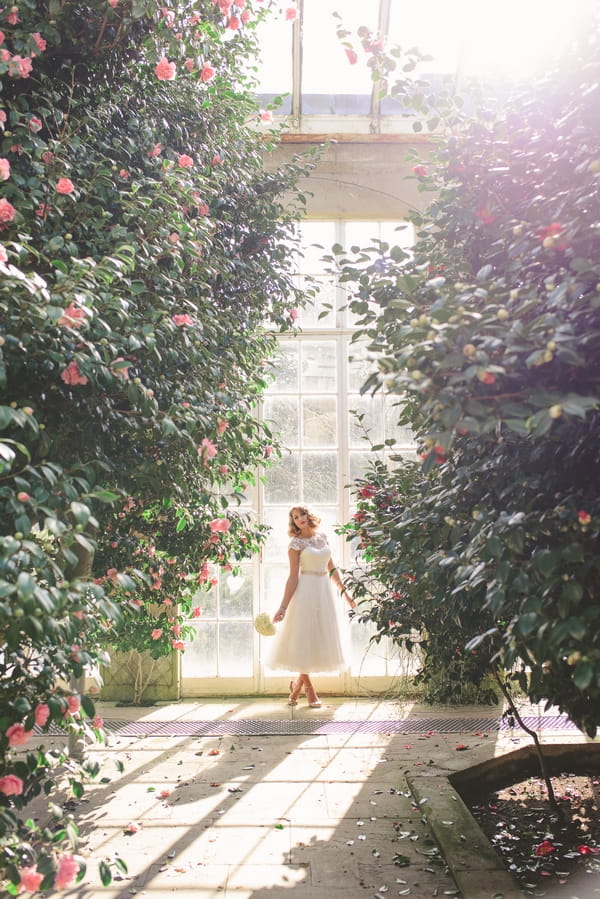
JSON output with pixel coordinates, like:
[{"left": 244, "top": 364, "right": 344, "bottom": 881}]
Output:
[
  {"left": 269, "top": 342, "right": 299, "bottom": 393},
  {"left": 264, "top": 396, "right": 299, "bottom": 446},
  {"left": 263, "top": 565, "right": 288, "bottom": 624},
  {"left": 263, "top": 508, "right": 292, "bottom": 562},
  {"left": 348, "top": 451, "right": 380, "bottom": 483},
  {"left": 220, "top": 568, "right": 253, "bottom": 619},
  {"left": 264, "top": 454, "right": 300, "bottom": 504},
  {"left": 348, "top": 396, "right": 384, "bottom": 448},
  {"left": 219, "top": 622, "right": 253, "bottom": 676},
  {"left": 297, "top": 277, "right": 337, "bottom": 330},
  {"left": 348, "top": 344, "right": 376, "bottom": 393},
  {"left": 301, "top": 342, "right": 337, "bottom": 392},
  {"left": 183, "top": 622, "right": 217, "bottom": 677},
  {"left": 192, "top": 585, "right": 216, "bottom": 618},
  {"left": 303, "top": 397, "right": 337, "bottom": 447},
  {"left": 255, "top": 11, "right": 293, "bottom": 108},
  {"left": 298, "top": 222, "right": 337, "bottom": 270},
  {"left": 384, "top": 395, "right": 414, "bottom": 447},
  {"left": 303, "top": 452, "right": 338, "bottom": 504},
  {"left": 302, "top": 0, "right": 378, "bottom": 113}
]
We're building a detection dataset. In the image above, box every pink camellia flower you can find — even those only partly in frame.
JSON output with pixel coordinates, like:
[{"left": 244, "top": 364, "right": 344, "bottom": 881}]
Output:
[
  {"left": 412, "top": 164, "right": 427, "bottom": 176},
  {"left": 55, "top": 177, "right": 74, "bottom": 194},
  {"left": 92, "top": 715, "right": 103, "bottom": 728},
  {"left": 200, "top": 437, "right": 217, "bottom": 462},
  {"left": 147, "top": 142, "right": 163, "bottom": 158},
  {"left": 57, "top": 302, "right": 86, "bottom": 328},
  {"left": 0, "top": 245, "right": 8, "bottom": 264},
  {"left": 177, "top": 153, "right": 193, "bottom": 167},
  {"left": 171, "top": 640, "right": 185, "bottom": 650},
  {"left": 31, "top": 31, "right": 46, "bottom": 52},
  {"left": 16, "top": 491, "right": 30, "bottom": 502},
  {"left": 260, "top": 109, "right": 272, "bottom": 124},
  {"left": 6, "top": 723, "right": 32, "bottom": 747},
  {"left": 67, "top": 694, "right": 81, "bottom": 714},
  {"left": 345, "top": 48, "right": 358, "bottom": 64},
  {"left": 184, "top": 57, "right": 195, "bottom": 72},
  {"left": 7, "top": 6, "right": 20, "bottom": 24},
  {"left": 0, "top": 30, "right": 4, "bottom": 45},
  {"left": 172, "top": 313, "right": 193, "bottom": 327},
  {"left": 290, "top": 307, "right": 298, "bottom": 322},
  {"left": 0, "top": 157, "right": 10, "bottom": 180},
  {"left": 34, "top": 703, "right": 50, "bottom": 726},
  {"left": 119, "top": 168, "right": 129, "bottom": 178},
  {"left": 41, "top": 149, "right": 54, "bottom": 163},
  {"left": 264, "top": 445, "right": 273, "bottom": 458},
  {"left": 534, "top": 839, "right": 556, "bottom": 857},
  {"left": 0, "top": 774, "right": 24, "bottom": 796},
  {"left": 0, "top": 197, "right": 16, "bottom": 222},
  {"left": 110, "top": 357, "right": 130, "bottom": 380},
  {"left": 475, "top": 203, "right": 495, "bottom": 225},
  {"left": 172, "top": 623, "right": 181, "bottom": 637},
  {"left": 9, "top": 54, "right": 32, "bottom": 78},
  {"left": 18, "top": 866, "right": 44, "bottom": 893},
  {"left": 151, "top": 628, "right": 163, "bottom": 640},
  {"left": 200, "top": 63, "right": 215, "bottom": 82},
  {"left": 216, "top": 419, "right": 228, "bottom": 434},
  {"left": 285, "top": 5, "right": 297, "bottom": 21},
  {"left": 227, "top": 15, "right": 240, "bottom": 29},
  {"left": 54, "top": 854, "right": 79, "bottom": 889},
  {"left": 155, "top": 57, "right": 176, "bottom": 81},
  {"left": 60, "top": 361, "right": 88, "bottom": 386},
  {"left": 212, "top": 154, "right": 222, "bottom": 166},
  {"left": 108, "top": 0, "right": 119, "bottom": 6},
  {"left": 28, "top": 116, "right": 42, "bottom": 132},
  {"left": 168, "top": 231, "right": 179, "bottom": 244},
  {"left": 191, "top": 606, "right": 202, "bottom": 618},
  {"left": 241, "top": 9, "right": 250, "bottom": 23},
  {"left": 209, "top": 518, "right": 231, "bottom": 534},
  {"left": 219, "top": 465, "right": 228, "bottom": 476},
  {"left": 578, "top": 509, "right": 592, "bottom": 525}
]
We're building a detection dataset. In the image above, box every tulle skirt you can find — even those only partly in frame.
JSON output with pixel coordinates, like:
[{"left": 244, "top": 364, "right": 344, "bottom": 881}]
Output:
[{"left": 268, "top": 573, "right": 348, "bottom": 673}]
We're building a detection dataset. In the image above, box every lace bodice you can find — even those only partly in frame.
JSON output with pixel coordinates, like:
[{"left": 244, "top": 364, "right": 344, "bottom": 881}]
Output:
[
  {"left": 289, "top": 532, "right": 329, "bottom": 552},
  {"left": 289, "top": 532, "right": 331, "bottom": 575}
]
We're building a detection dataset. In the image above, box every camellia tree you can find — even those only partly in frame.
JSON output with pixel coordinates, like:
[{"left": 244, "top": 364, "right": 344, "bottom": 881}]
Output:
[
  {"left": 332, "top": 13, "right": 600, "bottom": 734},
  {"left": 1, "top": 0, "right": 311, "bottom": 891}
]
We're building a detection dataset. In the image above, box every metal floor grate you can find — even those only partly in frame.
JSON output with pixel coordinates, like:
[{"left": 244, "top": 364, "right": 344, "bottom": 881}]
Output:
[{"left": 42, "top": 715, "right": 579, "bottom": 738}]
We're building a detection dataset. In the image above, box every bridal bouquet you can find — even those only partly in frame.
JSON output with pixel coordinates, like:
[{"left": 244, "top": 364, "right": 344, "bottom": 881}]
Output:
[{"left": 253, "top": 612, "right": 276, "bottom": 636}]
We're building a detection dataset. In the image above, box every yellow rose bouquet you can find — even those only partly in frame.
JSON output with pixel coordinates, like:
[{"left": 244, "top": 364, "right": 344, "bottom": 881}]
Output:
[{"left": 253, "top": 612, "right": 276, "bottom": 636}]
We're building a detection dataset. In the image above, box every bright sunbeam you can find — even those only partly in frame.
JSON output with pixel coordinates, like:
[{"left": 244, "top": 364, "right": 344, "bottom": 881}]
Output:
[{"left": 451, "top": 0, "right": 595, "bottom": 79}]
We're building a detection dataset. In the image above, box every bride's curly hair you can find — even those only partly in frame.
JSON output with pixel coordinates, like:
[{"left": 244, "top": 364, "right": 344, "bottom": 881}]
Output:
[{"left": 288, "top": 505, "right": 321, "bottom": 537}]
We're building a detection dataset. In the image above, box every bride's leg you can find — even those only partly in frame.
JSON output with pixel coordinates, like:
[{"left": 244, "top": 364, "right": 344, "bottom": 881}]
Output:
[
  {"left": 304, "top": 675, "right": 321, "bottom": 708},
  {"left": 288, "top": 674, "right": 305, "bottom": 705}
]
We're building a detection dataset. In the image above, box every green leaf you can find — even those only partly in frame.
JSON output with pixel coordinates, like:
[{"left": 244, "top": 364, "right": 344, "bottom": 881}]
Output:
[
  {"left": 572, "top": 660, "right": 593, "bottom": 690},
  {"left": 99, "top": 861, "right": 112, "bottom": 887}
]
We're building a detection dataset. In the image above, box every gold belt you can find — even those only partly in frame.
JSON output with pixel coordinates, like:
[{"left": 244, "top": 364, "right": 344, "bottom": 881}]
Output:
[{"left": 301, "top": 571, "right": 327, "bottom": 576}]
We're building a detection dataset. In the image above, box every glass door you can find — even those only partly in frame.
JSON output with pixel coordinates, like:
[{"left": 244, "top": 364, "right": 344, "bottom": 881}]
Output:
[{"left": 182, "top": 221, "right": 418, "bottom": 697}]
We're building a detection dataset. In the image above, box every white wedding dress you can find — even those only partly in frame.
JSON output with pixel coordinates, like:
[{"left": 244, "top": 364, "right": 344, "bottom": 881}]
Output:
[{"left": 269, "top": 532, "right": 348, "bottom": 673}]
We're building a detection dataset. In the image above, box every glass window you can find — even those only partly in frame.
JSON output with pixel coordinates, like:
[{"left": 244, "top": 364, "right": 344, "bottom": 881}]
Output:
[{"left": 254, "top": 10, "right": 293, "bottom": 112}]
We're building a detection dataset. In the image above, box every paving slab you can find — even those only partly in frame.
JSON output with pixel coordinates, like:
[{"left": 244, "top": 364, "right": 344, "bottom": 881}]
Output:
[{"left": 46, "top": 697, "right": 596, "bottom": 898}]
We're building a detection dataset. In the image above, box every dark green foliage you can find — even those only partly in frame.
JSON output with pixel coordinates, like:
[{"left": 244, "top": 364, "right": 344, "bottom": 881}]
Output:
[{"left": 334, "top": 14, "right": 600, "bottom": 734}]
